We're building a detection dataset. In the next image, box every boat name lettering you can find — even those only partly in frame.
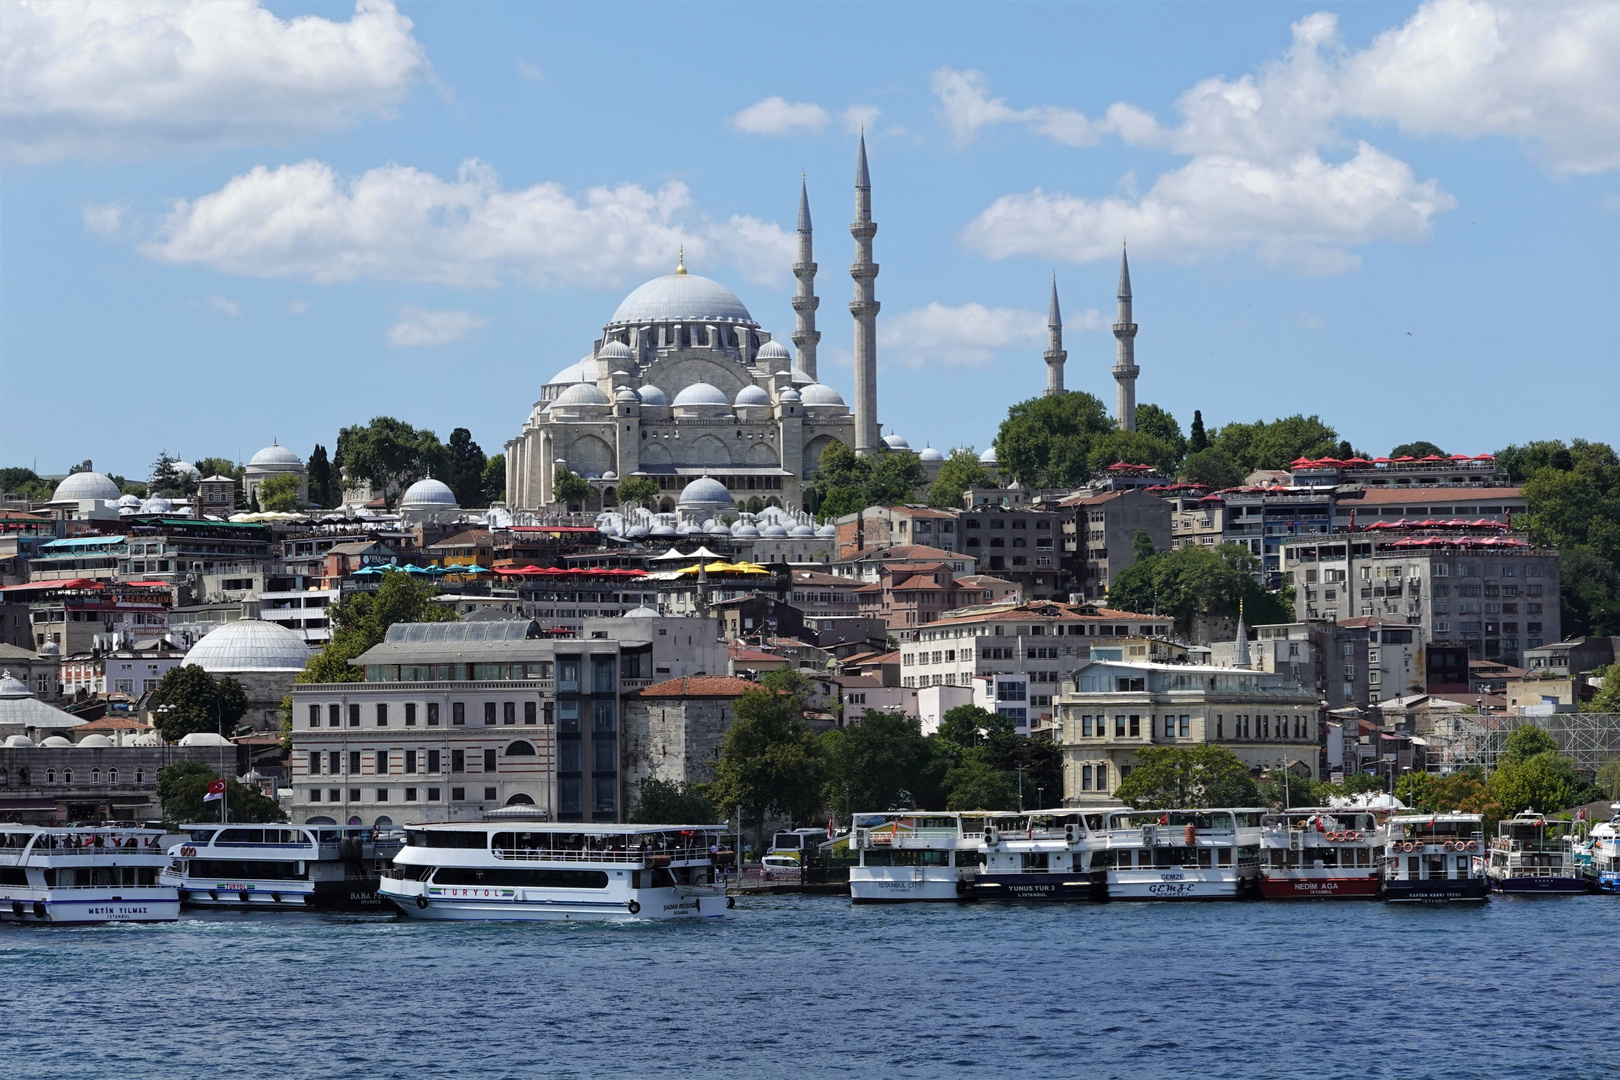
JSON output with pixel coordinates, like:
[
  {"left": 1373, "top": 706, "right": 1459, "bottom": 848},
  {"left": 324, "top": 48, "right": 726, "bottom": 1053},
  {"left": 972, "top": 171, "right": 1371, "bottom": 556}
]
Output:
[
  {"left": 1146, "top": 882, "right": 1198, "bottom": 897},
  {"left": 661, "top": 900, "right": 702, "bottom": 912},
  {"left": 1159, "top": 873, "right": 1185, "bottom": 881},
  {"left": 84, "top": 906, "right": 150, "bottom": 916}
]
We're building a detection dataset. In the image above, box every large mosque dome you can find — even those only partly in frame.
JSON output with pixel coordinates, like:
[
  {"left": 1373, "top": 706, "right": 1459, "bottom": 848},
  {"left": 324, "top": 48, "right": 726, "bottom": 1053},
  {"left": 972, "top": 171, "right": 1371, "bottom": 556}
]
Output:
[
  {"left": 52, "top": 471, "right": 121, "bottom": 503},
  {"left": 249, "top": 442, "right": 302, "bottom": 468},
  {"left": 608, "top": 273, "right": 754, "bottom": 327},
  {"left": 400, "top": 478, "right": 457, "bottom": 509},
  {"left": 183, "top": 619, "right": 313, "bottom": 673}
]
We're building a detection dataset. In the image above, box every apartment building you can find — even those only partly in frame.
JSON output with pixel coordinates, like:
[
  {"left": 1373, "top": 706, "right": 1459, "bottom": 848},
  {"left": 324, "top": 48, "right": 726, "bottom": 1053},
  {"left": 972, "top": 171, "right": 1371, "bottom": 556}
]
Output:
[
  {"left": 1058, "top": 659, "right": 1319, "bottom": 806},
  {"left": 834, "top": 506, "right": 960, "bottom": 558},
  {"left": 1250, "top": 618, "right": 1425, "bottom": 709},
  {"left": 1059, "top": 489, "right": 1171, "bottom": 600},
  {"left": 832, "top": 544, "right": 976, "bottom": 581},
  {"left": 790, "top": 569, "right": 861, "bottom": 617},
  {"left": 856, "top": 561, "right": 986, "bottom": 633},
  {"left": 958, "top": 505, "right": 1069, "bottom": 601},
  {"left": 1329, "top": 486, "right": 1526, "bottom": 531}
]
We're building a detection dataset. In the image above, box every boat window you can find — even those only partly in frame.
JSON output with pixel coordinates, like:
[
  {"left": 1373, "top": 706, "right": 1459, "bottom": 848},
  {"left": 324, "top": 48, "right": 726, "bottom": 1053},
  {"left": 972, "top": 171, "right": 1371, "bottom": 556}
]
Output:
[
  {"left": 218, "top": 829, "right": 266, "bottom": 844},
  {"left": 189, "top": 830, "right": 216, "bottom": 843},
  {"left": 432, "top": 867, "right": 609, "bottom": 890},
  {"left": 185, "top": 859, "right": 307, "bottom": 880},
  {"left": 415, "top": 830, "right": 489, "bottom": 849}
]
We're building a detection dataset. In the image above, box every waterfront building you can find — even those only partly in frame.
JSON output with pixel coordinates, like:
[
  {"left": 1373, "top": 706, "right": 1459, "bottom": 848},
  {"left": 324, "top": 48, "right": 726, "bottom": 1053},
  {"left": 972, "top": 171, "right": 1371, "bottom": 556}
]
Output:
[{"left": 1057, "top": 659, "right": 1319, "bottom": 806}]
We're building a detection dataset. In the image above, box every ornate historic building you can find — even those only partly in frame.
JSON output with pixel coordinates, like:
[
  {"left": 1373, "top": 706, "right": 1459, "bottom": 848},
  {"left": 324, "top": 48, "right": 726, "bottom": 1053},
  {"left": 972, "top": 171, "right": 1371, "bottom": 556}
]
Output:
[{"left": 505, "top": 138, "right": 890, "bottom": 515}]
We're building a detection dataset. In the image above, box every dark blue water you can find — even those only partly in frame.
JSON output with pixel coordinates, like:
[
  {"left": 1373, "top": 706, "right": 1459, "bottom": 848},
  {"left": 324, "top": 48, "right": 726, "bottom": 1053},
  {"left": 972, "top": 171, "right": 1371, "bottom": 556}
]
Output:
[{"left": 3, "top": 894, "right": 1615, "bottom": 1080}]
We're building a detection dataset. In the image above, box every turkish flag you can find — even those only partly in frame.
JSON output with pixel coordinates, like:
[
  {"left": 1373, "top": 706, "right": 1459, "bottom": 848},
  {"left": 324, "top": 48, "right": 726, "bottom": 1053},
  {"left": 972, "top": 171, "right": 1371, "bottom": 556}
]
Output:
[{"left": 203, "top": 779, "right": 227, "bottom": 802}]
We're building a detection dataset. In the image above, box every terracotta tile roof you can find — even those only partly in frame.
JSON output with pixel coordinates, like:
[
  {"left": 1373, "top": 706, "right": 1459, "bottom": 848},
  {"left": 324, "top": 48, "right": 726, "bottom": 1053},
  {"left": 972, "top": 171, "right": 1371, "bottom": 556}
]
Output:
[
  {"left": 70, "top": 715, "right": 153, "bottom": 732},
  {"left": 1350, "top": 487, "right": 1522, "bottom": 506},
  {"left": 793, "top": 570, "right": 854, "bottom": 587},
  {"left": 925, "top": 601, "right": 1164, "bottom": 627},
  {"left": 632, "top": 675, "right": 762, "bottom": 698},
  {"left": 836, "top": 544, "right": 960, "bottom": 563}
]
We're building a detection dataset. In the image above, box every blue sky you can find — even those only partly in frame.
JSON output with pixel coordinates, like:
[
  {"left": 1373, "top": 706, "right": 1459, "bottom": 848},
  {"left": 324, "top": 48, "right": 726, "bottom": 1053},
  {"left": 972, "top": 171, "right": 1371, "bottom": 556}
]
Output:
[{"left": 2, "top": 0, "right": 1616, "bottom": 480}]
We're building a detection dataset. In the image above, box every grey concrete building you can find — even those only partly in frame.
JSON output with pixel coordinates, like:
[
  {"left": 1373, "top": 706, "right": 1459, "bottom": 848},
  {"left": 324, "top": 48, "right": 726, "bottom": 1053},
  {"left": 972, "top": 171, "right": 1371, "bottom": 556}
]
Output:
[
  {"left": 619, "top": 674, "right": 760, "bottom": 817},
  {"left": 1061, "top": 488, "right": 1172, "bottom": 600}
]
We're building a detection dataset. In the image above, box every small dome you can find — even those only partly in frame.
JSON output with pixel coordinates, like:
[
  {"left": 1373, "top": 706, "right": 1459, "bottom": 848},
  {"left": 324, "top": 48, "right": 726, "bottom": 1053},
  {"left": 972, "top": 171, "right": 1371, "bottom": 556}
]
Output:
[
  {"left": 249, "top": 442, "right": 302, "bottom": 468},
  {"left": 800, "top": 383, "right": 845, "bottom": 407},
  {"left": 789, "top": 367, "right": 815, "bottom": 386},
  {"left": 761, "top": 524, "right": 789, "bottom": 538},
  {"left": 38, "top": 641, "right": 59, "bottom": 657},
  {"left": 789, "top": 524, "right": 815, "bottom": 538},
  {"left": 979, "top": 447, "right": 998, "bottom": 465},
  {"left": 614, "top": 386, "right": 640, "bottom": 403},
  {"left": 547, "top": 357, "right": 592, "bottom": 385},
  {"left": 816, "top": 523, "right": 838, "bottom": 537},
  {"left": 609, "top": 272, "right": 754, "bottom": 326},
  {"left": 0, "top": 672, "right": 30, "bottom": 699},
  {"left": 2, "top": 735, "right": 34, "bottom": 748},
  {"left": 732, "top": 522, "right": 760, "bottom": 538},
  {"left": 625, "top": 525, "right": 650, "bottom": 539},
  {"left": 650, "top": 524, "right": 678, "bottom": 538},
  {"left": 883, "top": 434, "right": 911, "bottom": 451},
  {"left": 678, "top": 477, "right": 732, "bottom": 507},
  {"left": 672, "top": 382, "right": 730, "bottom": 408},
  {"left": 177, "top": 732, "right": 232, "bottom": 746},
  {"left": 172, "top": 461, "right": 201, "bottom": 478},
  {"left": 919, "top": 447, "right": 945, "bottom": 462},
  {"left": 401, "top": 478, "right": 457, "bottom": 509},
  {"left": 598, "top": 340, "right": 634, "bottom": 361},
  {"left": 756, "top": 340, "right": 791, "bottom": 363},
  {"left": 117, "top": 494, "right": 141, "bottom": 508},
  {"left": 139, "top": 497, "right": 173, "bottom": 514},
  {"left": 76, "top": 734, "right": 113, "bottom": 748},
  {"left": 182, "top": 619, "right": 313, "bottom": 672},
  {"left": 637, "top": 384, "right": 669, "bottom": 407},
  {"left": 624, "top": 605, "right": 660, "bottom": 618},
  {"left": 39, "top": 735, "right": 72, "bottom": 748},
  {"left": 734, "top": 384, "right": 770, "bottom": 406},
  {"left": 554, "top": 382, "right": 612, "bottom": 407},
  {"left": 52, "top": 471, "right": 121, "bottom": 502}
]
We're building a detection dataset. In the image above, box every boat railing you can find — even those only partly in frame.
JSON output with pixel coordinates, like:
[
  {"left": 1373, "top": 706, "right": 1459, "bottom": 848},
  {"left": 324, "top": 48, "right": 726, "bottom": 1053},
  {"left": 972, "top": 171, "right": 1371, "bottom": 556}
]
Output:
[
  {"left": 490, "top": 844, "right": 712, "bottom": 864},
  {"left": 1106, "top": 827, "right": 1237, "bottom": 845}
]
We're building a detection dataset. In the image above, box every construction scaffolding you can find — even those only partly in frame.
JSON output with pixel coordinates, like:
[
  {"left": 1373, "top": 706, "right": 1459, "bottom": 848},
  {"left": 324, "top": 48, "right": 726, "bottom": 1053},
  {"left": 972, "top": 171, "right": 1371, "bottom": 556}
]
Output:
[{"left": 1422, "top": 712, "right": 1620, "bottom": 775}]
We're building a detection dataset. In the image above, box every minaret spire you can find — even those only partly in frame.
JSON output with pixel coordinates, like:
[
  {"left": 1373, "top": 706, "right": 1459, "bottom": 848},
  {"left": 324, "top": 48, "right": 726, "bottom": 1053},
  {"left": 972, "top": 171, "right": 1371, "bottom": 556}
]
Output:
[
  {"left": 1044, "top": 273, "right": 1067, "bottom": 397},
  {"left": 1111, "top": 241, "right": 1139, "bottom": 431},
  {"left": 850, "top": 132, "right": 880, "bottom": 457},
  {"left": 791, "top": 174, "right": 821, "bottom": 381}
]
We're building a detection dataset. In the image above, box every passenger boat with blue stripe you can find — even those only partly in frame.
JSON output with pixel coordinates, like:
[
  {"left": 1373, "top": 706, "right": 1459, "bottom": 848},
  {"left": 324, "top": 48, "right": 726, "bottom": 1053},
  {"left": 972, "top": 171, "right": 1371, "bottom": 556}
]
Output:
[
  {"left": 1096, "top": 809, "right": 1265, "bottom": 900},
  {"left": 1487, "top": 812, "right": 1587, "bottom": 894},
  {"left": 0, "top": 825, "right": 178, "bottom": 924},
  {"left": 1382, "top": 813, "right": 1488, "bottom": 903},
  {"left": 380, "top": 823, "right": 730, "bottom": 921},
  {"left": 161, "top": 824, "right": 401, "bottom": 911}
]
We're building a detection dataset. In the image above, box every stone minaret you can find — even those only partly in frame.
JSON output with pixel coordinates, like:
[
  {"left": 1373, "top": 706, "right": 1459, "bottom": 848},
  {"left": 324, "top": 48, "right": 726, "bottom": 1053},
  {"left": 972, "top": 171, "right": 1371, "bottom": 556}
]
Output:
[
  {"left": 791, "top": 176, "right": 820, "bottom": 382},
  {"left": 850, "top": 133, "right": 880, "bottom": 457},
  {"left": 1111, "top": 243, "right": 1139, "bottom": 431},
  {"left": 1044, "top": 274, "right": 1066, "bottom": 396}
]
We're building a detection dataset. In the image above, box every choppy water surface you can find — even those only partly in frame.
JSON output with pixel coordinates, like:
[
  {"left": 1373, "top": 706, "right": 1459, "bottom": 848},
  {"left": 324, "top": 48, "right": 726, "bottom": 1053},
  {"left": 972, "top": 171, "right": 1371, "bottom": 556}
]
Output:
[{"left": 2, "top": 894, "right": 1615, "bottom": 1080}]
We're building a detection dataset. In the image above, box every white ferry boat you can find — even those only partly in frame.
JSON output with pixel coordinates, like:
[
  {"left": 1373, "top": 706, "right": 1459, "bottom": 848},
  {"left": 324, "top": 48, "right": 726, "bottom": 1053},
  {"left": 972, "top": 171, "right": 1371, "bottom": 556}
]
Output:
[
  {"left": 162, "top": 824, "right": 402, "bottom": 911},
  {"left": 0, "top": 825, "right": 179, "bottom": 924},
  {"left": 1382, "top": 813, "right": 1488, "bottom": 902},
  {"left": 380, "top": 823, "right": 731, "bottom": 921},
  {"left": 1575, "top": 804, "right": 1619, "bottom": 893},
  {"left": 1097, "top": 809, "right": 1265, "bottom": 900},
  {"left": 1260, "top": 809, "right": 1385, "bottom": 899},
  {"left": 848, "top": 813, "right": 989, "bottom": 903},
  {"left": 1487, "top": 812, "right": 1587, "bottom": 895},
  {"left": 973, "top": 810, "right": 1124, "bottom": 901}
]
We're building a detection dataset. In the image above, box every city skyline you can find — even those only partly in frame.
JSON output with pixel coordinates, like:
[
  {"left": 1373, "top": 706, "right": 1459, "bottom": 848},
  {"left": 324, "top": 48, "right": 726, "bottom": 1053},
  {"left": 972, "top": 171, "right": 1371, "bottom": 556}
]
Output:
[{"left": 1, "top": 0, "right": 1616, "bottom": 478}]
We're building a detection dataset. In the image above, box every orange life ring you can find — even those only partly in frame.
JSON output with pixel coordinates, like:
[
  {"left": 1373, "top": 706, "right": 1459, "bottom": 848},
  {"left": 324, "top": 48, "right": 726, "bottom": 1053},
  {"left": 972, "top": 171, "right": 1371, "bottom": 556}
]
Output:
[
  {"left": 1466, "top": 841, "right": 1479, "bottom": 852},
  {"left": 1347, "top": 831, "right": 1360, "bottom": 843}
]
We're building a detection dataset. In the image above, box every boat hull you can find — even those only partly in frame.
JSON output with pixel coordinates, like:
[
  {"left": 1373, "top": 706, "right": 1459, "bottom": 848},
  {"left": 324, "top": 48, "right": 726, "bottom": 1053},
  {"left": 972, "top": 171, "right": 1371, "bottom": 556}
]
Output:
[
  {"left": 849, "top": 868, "right": 963, "bottom": 903},
  {"left": 0, "top": 888, "right": 179, "bottom": 924},
  {"left": 1595, "top": 871, "right": 1620, "bottom": 893},
  {"left": 381, "top": 881, "right": 728, "bottom": 921},
  {"left": 971, "top": 872, "right": 1103, "bottom": 901},
  {"left": 1490, "top": 875, "right": 1588, "bottom": 895},
  {"left": 1384, "top": 879, "right": 1489, "bottom": 903},
  {"left": 1259, "top": 874, "right": 1380, "bottom": 899},
  {"left": 1105, "top": 869, "right": 1254, "bottom": 900},
  {"left": 167, "top": 875, "right": 388, "bottom": 912}
]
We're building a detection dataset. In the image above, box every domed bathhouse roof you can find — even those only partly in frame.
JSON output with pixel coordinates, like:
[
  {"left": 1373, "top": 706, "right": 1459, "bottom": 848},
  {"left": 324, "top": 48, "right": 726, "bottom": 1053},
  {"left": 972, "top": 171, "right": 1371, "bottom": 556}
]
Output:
[
  {"left": 678, "top": 476, "right": 733, "bottom": 508},
  {"left": 760, "top": 523, "right": 790, "bottom": 539},
  {"left": 400, "top": 478, "right": 457, "bottom": 509},
  {"left": 39, "top": 736, "right": 72, "bottom": 748},
  {"left": 800, "top": 383, "right": 846, "bottom": 407},
  {"left": 51, "top": 471, "right": 121, "bottom": 503},
  {"left": 731, "top": 522, "right": 760, "bottom": 538},
  {"left": 789, "top": 524, "right": 816, "bottom": 538},
  {"left": 636, "top": 383, "right": 669, "bottom": 406},
  {"left": 816, "top": 523, "right": 838, "bottom": 538},
  {"left": 178, "top": 732, "right": 232, "bottom": 746},
  {"left": 182, "top": 619, "right": 313, "bottom": 673},
  {"left": 75, "top": 734, "right": 113, "bottom": 748},
  {"left": 883, "top": 433, "right": 911, "bottom": 451},
  {"left": 117, "top": 493, "right": 141, "bottom": 507},
  {"left": 553, "top": 382, "right": 612, "bottom": 408},
  {"left": 734, "top": 384, "right": 770, "bottom": 407},
  {"left": 608, "top": 272, "right": 755, "bottom": 327},
  {"left": 755, "top": 339, "right": 791, "bottom": 366},
  {"left": 979, "top": 447, "right": 998, "bottom": 465},
  {"left": 138, "top": 497, "right": 173, "bottom": 514},
  {"left": 2, "top": 735, "right": 33, "bottom": 748},
  {"left": 624, "top": 605, "right": 660, "bottom": 618},
  {"left": 919, "top": 447, "right": 945, "bottom": 462},
  {"left": 249, "top": 441, "right": 302, "bottom": 468}
]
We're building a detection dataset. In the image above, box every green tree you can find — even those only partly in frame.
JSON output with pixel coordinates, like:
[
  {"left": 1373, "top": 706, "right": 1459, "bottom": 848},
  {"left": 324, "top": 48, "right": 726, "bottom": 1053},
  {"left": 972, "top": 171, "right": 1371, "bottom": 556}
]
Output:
[
  {"left": 1390, "top": 441, "right": 1446, "bottom": 460},
  {"left": 298, "top": 570, "right": 457, "bottom": 685},
  {"left": 446, "top": 428, "right": 488, "bottom": 508},
  {"left": 821, "top": 710, "right": 942, "bottom": 813},
  {"left": 336, "top": 416, "right": 444, "bottom": 509},
  {"left": 994, "top": 391, "right": 1114, "bottom": 488},
  {"left": 869, "top": 450, "right": 926, "bottom": 504},
  {"left": 617, "top": 475, "right": 661, "bottom": 509},
  {"left": 1087, "top": 429, "right": 1181, "bottom": 477},
  {"left": 481, "top": 453, "right": 506, "bottom": 505},
  {"left": 1501, "top": 725, "right": 1558, "bottom": 765},
  {"left": 1187, "top": 410, "right": 1209, "bottom": 454},
  {"left": 149, "top": 450, "right": 192, "bottom": 498},
  {"left": 552, "top": 465, "right": 591, "bottom": 510},
  {"left": 704, "top": 686, "right": 825, "bottom": 849},
  {"left": 1584, "top": 664, "right": 1620, "bottom": 713},
  {"left": 1132, "top": 528, "right": 1157, "bottom": 563},
  {"left": 745, "top": 495, "right": 765, "bottom": 514},
  {"left": 258, "top": 472, "right": 304, "bottom": 512},
  {"left": 935, "top": 704, "right": 1015, "bottom": 749},
  {"left": 1135, "top": 404, "right": 1187, "bottom": 468},
  {"left": 1180, "top": 447, "right": 1240, "bottom": 490},
  {"left": 0, "top": 467, "right": 55, "bottom": 501},
  {"left": 307, "top": 445, "right": 334, "bottom": 508},
  {"left": 1596, "top": 760, "right": 1620, "bottom": 801},
  {"left": 759, "top": 667, "right": 815, "bottom": 705},
  {"left": 156, "top": 761, "right": 286, "bottom": 826},
  {"left": 943, "top": 752, "right": 1019, "bottom": 811},
  {"left": 927, "top": 448, "right": 992, "bottom": 509},
  {"left": 1256, "top": 771, "right": 1328, "bottom": 809},
  {"left": 1211, "top": 415, "right": 1340, "bottom": 474},
  {"left": 1395, "top": 769, "right": 1504, "bottom": 832},
  {"left": 1489, "top": 752, "right": 1602, "bottom": 815},
  {"left": 150, "top": 666, "right": 249, "bottom": 741},
  {"left": 1112, "top": 745, "right": 1260, "bottom": 809},
  {"left": 630, "top": 778, "right": 716, "bottom": 824},
  {"left": 1108, "top": 543, "right": 1288, "bottom": 633}
]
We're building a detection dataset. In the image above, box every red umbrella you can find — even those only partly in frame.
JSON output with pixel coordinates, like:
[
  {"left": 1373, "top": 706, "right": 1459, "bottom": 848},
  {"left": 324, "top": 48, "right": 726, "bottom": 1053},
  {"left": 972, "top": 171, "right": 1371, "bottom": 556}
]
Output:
[{"left": 1372, "top": 456, "right": 1392, "bottom": 463}]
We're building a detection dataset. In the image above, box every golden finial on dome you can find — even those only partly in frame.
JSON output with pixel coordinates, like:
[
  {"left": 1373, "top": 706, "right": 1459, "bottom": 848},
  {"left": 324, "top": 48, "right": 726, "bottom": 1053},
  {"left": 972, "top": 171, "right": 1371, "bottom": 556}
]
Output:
[{"left": 675, "top": 246, "right": 687, "bottom": 275}]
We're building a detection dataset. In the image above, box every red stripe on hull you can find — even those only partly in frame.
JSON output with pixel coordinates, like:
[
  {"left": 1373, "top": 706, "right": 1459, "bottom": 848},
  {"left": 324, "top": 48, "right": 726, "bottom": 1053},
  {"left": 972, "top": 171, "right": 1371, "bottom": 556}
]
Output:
[{"left": 1260, "top": 875, "right": 1380, "bottom": 899}]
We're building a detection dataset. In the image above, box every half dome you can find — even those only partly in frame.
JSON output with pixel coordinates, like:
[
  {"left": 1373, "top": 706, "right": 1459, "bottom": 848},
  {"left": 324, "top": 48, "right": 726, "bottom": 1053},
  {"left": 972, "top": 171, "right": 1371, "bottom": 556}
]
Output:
[
  {"left": 598, "top": 340, "right": 634, "bottom": 361},
  {"left": 51, "top": 471, "right": 121, "bottom": 502},
  {"left": 734, "top": 384, "right": 770, "bottom": 407},
  {"left": 554, "top": 382, "right": 612, "bottom": 407},
  {"left": 608, "top": 273, "right": 754, "bottom": 326},
  {"left": 547, "top": 357, "right": 592, "bottom": 385},
  {"left": 636, "top": 384, "right": 669, "bottom": 406}
]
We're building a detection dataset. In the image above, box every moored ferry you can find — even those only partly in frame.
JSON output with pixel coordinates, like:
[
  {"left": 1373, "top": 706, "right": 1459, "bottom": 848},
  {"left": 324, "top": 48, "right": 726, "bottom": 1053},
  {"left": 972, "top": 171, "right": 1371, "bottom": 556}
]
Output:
[
  {"left": 381, "top": 823, "right": 730, "bottom": 921},
  {"left": 0, "top": 825, "right": 178, "bottom": 924},
  {"left": 1098, "top": 809, "right": 1264, "bottom": 900},
  {"left": 162, "top": 824, "right": 402, "bottom": 911},
  {"left": 1575, "top": 804, "right": 1619, "bottom": 893},
  {"left": 1382, "top": 813, "right": 1488, "bottom": 903},
  {"left": 1487, "top": 812, "right": 1586, "bottom": 895},
  {"left": 973, "top": 810, "right": 1123, "bottom": 901},
  {"left": 1260, "top": 809, "right": 1384, "bottom": 899},
  {"left": 849, "top": 812, "right": 988, "bottom": 903}
]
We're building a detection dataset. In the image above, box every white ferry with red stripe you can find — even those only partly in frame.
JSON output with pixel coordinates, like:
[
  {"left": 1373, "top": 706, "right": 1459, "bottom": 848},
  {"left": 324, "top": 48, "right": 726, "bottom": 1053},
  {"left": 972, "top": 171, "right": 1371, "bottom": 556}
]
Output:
[
  {"left": 1259, "top": 809, "right": 1384, "bottom": 899},
  {"left": 0, "top": 825, "right": 178, "bottom": 924}
]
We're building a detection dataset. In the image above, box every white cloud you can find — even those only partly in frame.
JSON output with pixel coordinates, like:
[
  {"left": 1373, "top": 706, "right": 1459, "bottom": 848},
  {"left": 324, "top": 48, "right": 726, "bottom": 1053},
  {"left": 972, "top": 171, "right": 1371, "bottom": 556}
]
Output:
[
  {"left": 127, "top": 158, "right": 796, "bottom": 288},
  {"left": 879, "top": 302, "right": 1100, "bottom": 369},
  {"left": 517, "top": 61, "right": 543, "bottom": 81},
  {"left": 81, "top": 200, "right": 133, "bottom": 240},
  {"left": 729, "top": 97, "right": 829, "bottom": 136},
  {"left": 841, "top": 104, "right": 882, "bottom": 135},
  {"left": 931, "top": 67, "right": 1100, "bottom": 147},
  {"left": 966, "top": 143, "right": 1453, "bottom": 275},
  {"left": 386, "top": 306, "right": 487, "bottom": 347},
  {"left": 0, "top": 0, "right": 429, "bottom": 164},
  {"left": 204, "top": 295, "right": 241, "bottom": 317}
]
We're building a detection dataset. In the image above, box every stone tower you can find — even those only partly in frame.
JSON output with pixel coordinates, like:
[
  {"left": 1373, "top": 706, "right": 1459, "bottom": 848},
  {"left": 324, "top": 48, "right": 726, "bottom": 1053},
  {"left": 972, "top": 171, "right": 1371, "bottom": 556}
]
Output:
[
  {"left": 850, "top": 133, "right": 880, "bottom": 457},
  {"left": 1044, "top": 274, "right": 1066, "bottom": 396},
  {"left": 791, "top": 176, "right": 820, "bottom": 381},
  {"left": 1111, "top": 243, "right": 1139, "bottom": 431}
]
